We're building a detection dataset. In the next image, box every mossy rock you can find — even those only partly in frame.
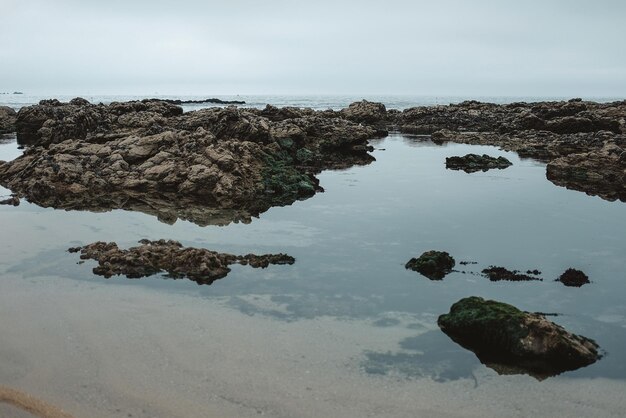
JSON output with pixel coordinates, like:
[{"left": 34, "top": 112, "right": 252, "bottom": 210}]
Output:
[
  {"left": 438, "top": 297, "right": 601, "bottom": 379},
  {"left": 405, "top": 250, "right": 455, "bottom": 280}
]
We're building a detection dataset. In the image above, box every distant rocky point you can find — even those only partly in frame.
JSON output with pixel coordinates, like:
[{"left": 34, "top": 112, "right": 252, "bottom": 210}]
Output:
[{"left": 151, "top": 97, "right": 246, "bottom": 105}]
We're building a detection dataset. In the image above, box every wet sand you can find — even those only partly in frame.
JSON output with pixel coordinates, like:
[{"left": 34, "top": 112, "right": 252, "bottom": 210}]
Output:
[{"left": 1, "top": 272, "right": 624, "bottom": 418}]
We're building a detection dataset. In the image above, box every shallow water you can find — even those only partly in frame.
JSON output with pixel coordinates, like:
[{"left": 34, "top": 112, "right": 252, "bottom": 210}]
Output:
[{"left": 1, "top": 132, "right": 625, "bottom": 417}]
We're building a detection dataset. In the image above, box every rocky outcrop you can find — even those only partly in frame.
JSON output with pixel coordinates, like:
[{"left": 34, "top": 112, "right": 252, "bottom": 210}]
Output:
[
  {"left": 405, "top": 250, "right": 455, "bottom": 280},
  {"left": 0, "top": 106, "right": 16, "bottom": 134},
  {"left": 418, "top": 99, "right": 626, "bottom": 202},
  {"left": 438, "top": 297, "right": 601, "bottom": 379},
  {"left": 481, "top": 266, "right": 542, "bottom": 282},
  {"left": 69, "top": 239, "right": 295, "bottom": 285},
  {"left": 556, "top": 268, "right": 590, "bottom": 287},
  {"left": 0, "top": 98, "right": 377, "bottom": 226},
  {"left": 445, "top": 154, "right": 512, "bottom": 173},
  {"left": 341, "top": 100, "right": 388, "bottom": 127},
  {"left": 546, "top": 142, "right": 626, "bottom": 202}
]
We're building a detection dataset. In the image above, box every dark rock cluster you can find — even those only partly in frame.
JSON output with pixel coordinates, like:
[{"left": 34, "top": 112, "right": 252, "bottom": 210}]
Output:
[
  {"left": 0, "top": 98, "right": 378, "bottom": 226},
  {"left": 445, "top": 153, "right": 512, "bottom": 173}
]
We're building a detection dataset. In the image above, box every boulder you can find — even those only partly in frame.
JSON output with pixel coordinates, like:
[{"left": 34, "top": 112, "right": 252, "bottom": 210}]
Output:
[
  {"left": 341, "top": 100, "right": 387, "bottom": 125},
  {"left": 405, "top": 250, "right": 455, "bottom": 280},
  {"left": 438, "top": 297, "right": 601, "bottom": 379}
]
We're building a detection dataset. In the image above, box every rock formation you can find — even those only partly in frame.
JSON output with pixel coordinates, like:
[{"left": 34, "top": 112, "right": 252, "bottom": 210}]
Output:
[
  {"left": 0, "top": 106, "right": 16, "bottom": 134},
  {"left": 438, "top": 297, "right": 601, "bottom": 379}
]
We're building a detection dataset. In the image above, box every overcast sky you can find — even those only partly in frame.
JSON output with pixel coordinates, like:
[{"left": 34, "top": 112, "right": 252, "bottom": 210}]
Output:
[{"left": 1, "top": 0, "right": 625, "bottom": 97}]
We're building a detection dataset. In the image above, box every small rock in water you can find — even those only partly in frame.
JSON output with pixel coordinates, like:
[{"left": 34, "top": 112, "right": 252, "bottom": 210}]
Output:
[
  {"left": 556, "top": 268, "right": 590, "bottom": 287},
  {"left": 70, "top": 239, "right": 295, "bottom": 285},
  {"left": 482, "top": 266, "right": 542, "bottom": 282},
  {"left": 438, "top": 296, "right": 601, "bottom": 380},
  {"left": 405, "top": 250, "right": 455, "bottom": 280},
  {"left": 445, "top": 154, "right": 513, "bottom": 173}
]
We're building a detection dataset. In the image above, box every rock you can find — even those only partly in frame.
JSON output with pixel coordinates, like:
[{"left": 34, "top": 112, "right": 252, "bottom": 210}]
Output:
[
  {"left": 556, "top": 268, "right": 590, "bottom": 287},
  {"left": 399, "top": 99, "right": 626, "bottom": 202},
  {"left": 481, "top": 266, "right": 542, "bottom": 282},
  {"left": 0, "top": 106, "right": 17, "bottom": 134},
  {"left": 341, "top": 100, "right": 387, "bottom": 125},
  {"left": 0, "top": 99, "right": 379, "bottom": 226},
  {"left": 438, "top": 297, "right": 601, "bottom": 379},
  {"left": 0, "top": 195, "right": 19, "bottom": 206},
  {"left": 445, "top": 154, "right": 512, "bottom": 173},
  {"left": 405, "top": 250, "right": 455, "bottom": 280},
  {"left": 69, "top": 239, "right": 295, "bottom": 285}
]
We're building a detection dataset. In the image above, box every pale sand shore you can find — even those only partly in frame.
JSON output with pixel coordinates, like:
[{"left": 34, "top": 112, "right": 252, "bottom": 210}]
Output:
[{"left": 0, "top": 272, "right": 625, "bottom": 418}]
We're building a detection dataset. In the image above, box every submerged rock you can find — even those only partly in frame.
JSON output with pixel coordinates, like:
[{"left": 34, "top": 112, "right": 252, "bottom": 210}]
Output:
[
  {"left": 69, "top": 239, "right": 295, "bottom": 285},
  {"left": 481, "top": 266, "right": 542, "bottom": 282},
  {"left": 445, "top": 153, "right": 512, "bottom": 173},
  {"left": 0, "top": 106, "right": 16, "bottom": 134},
  {"left": 557, "top": 268, "right": 590, "bottom": 287},
  {"left": 151, "top": 98, "right": 246, "bottom": 105},
  {"left": 405, "top": 250, "right": 455, "bottom": 280},
  {"left": 438, "top": 297, "right": 601, "bottom": 379}
]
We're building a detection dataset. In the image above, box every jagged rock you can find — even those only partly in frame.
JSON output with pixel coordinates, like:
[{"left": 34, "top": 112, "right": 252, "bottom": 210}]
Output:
[
  {"left": 481, "top": 266, "right": 542, "bottom": 282},
  {"left": 556, "top": 268, "right": 590, "bottom": 287},
  {"left": 405, "top": 250, "right": 455, "bottom": 280},
  {"left": 438, "top": 297, "right": 601, "bottom": 379},
  {"left": 69, "top": 239, "right": 295, "bottom": 285},
  {"left": 445, "top": 154, "right": 512, "bottom": 173},
  {"left": 0, "top": 99, "right": 378, "bottom": 226},
  {"left": 0, "top": 106, "right": 17, "bottom": 134}
]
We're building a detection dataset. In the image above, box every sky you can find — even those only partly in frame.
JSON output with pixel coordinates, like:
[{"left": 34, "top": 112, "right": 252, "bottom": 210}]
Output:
[{"left": 0, "top": 0, "right": 625, "bottom": 97}]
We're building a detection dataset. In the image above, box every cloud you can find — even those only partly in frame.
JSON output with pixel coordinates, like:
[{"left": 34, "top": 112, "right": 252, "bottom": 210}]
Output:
[{"left": 0, "top": 0, "right": 624, "bottom": 96}]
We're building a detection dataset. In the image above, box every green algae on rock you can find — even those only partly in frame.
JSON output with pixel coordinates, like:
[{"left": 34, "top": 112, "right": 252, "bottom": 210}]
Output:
[
  {"left": 438, "top": 297, "right": 601, "bottom": 379},
  {"left": 405, "top": 250, "right": 455, "bottom": 280}
]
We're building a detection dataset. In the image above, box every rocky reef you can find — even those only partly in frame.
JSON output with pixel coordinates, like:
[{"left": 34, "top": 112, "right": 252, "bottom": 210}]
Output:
[
  {"left": 69, "top": 239, "right": 295, "bottom": 285},
  {"left": 445, "top": 153, "right": 512, "bottom": 173},
  {"left": 438, "top": 297, "right": 601, "bottom": 379},
  {"left": 405, "top": 250, "right": 455, "bottom": 280},
  {"left": 1, "top": 96, "right": 624, "bottom": 224},
  {"left": 423, "top": 99, "right": 626, "bottom": 201},
  {"left": 0, "top": 98, "right": 378, "bottom": 226}
]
